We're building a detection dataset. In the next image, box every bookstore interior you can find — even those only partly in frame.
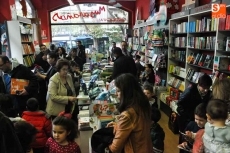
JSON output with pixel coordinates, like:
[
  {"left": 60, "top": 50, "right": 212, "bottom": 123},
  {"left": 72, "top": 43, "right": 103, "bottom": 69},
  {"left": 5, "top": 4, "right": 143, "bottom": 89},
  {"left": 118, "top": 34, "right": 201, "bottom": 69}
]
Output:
[{"left": 1, "top": 0, "right": 230, "bottom": 152}]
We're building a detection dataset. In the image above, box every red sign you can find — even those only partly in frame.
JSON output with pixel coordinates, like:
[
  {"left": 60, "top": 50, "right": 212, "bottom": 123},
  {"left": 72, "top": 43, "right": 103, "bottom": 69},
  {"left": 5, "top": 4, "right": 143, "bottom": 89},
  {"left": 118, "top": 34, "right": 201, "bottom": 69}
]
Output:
[
  {"left": 52, "top": 6, "right": 106, "bottom": 21},
  {"left": 212, "top": 3, "right": 226, "bottom": 18}
]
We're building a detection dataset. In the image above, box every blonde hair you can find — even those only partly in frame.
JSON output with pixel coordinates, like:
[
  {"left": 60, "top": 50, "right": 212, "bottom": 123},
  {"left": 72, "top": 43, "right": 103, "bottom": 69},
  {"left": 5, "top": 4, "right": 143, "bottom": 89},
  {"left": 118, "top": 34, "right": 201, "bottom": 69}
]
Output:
[{"left": 212, "top": 78, "right": 230, "bottom": 101}]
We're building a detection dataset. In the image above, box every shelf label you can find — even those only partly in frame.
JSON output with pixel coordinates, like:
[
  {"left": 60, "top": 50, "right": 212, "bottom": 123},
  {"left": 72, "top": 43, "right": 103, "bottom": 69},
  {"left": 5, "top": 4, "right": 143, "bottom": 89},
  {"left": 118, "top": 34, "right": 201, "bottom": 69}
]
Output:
[{"left": 212, "top": 3, "right": 226, "bottom": 18}]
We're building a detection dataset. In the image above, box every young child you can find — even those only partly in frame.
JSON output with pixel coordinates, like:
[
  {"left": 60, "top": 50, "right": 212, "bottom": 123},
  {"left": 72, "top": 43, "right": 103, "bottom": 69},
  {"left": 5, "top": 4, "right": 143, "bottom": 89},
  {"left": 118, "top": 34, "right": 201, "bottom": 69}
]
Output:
[
  {"left": 150, "top": 107, "right": 165, "bottom": 153},
  {"left": 22, "top": 98, "right": 52, "bottom": 153},
  {"left": 178, "top": 103, "right": 207, "bottom": 153},
  {"left": 202, "top": 99, "right": 230, "bottom": 152},
  {"left": 143, "top": 84, "right": 158, "bottom": 108},
  {"left": 45, "top": 116, "right": 81, "bottom": 153}
]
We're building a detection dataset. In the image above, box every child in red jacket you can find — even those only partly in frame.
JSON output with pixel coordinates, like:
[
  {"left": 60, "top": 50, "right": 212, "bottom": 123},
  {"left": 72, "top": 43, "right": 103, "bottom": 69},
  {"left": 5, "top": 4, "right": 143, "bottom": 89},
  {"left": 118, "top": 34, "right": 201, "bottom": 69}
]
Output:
[{"left": 22, "top": 98, "right": 52, "bottom": 153}]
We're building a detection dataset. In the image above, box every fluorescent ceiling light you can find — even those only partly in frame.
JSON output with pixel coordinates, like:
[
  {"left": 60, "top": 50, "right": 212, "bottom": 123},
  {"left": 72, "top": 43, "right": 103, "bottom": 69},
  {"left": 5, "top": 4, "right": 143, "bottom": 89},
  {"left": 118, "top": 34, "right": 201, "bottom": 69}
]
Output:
[
  {"left": 113, "top": 3, "right": 122, "bottom": 7},
  {"left": 67, "top": 0, "right": 74, "bottom": 6},
  {"left": 108, "top": 0, "right": 116, "bottom": 3}
]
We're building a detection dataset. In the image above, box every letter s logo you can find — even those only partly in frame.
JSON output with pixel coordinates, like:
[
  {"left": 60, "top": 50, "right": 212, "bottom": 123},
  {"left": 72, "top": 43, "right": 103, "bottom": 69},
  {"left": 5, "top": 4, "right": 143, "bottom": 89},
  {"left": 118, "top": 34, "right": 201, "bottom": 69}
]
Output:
[{"left": 212, "top": 4, "right": 220, "bottom": 13}]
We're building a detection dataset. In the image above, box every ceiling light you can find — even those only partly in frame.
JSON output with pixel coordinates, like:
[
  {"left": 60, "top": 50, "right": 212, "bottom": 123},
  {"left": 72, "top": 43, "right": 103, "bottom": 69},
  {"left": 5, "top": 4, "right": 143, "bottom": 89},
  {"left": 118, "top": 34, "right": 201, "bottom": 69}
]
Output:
[
  {"left": 67, "top": 0, "right": 74, "bottom": 6},
  {"left": 108, "top": 0, "right": 116, "bottom": 3},
  {"left": 113, "top": 3, "right": 122, "bottom": 7}
]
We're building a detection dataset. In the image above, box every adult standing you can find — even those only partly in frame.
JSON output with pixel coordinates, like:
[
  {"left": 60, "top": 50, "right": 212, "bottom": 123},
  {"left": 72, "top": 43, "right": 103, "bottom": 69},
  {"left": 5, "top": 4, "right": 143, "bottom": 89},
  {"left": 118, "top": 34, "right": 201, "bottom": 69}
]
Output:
[
  {"left": 76, "top": 41, "right": 86, "bottom": 64},
  {"left": 66, "top": 48, "right": 83, "bottom": 71},
  {"left": 46, "top": 59, "right": 77, "bottom": 119},
  {"left": 109, "top": 42, "right": 116, "bottom": 62},
  {"left": 34, "top": 44, "right": 50, "bottom": 72},
  {"left": 121, "top": 41, "right": 131, "bottom": 57},
  {"left": 111, "top": 47, "right": 137, "bottom": 80},
  {"left": 107, "top": 73, "right": 153, "bottom": 153},
  {"left": 0, "top": 56, "right": 38, "bottom": 115}
]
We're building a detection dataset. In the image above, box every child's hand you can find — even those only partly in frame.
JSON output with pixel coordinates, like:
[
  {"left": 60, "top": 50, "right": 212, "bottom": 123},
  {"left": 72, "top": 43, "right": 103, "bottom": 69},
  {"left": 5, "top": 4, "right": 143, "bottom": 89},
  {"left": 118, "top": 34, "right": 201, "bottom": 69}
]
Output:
[
  {"left": 107, "top": 121, "right": 116, "bottom": 127},
  {"left": 185, "top": 131, "right": 193, "bottom": 138}
]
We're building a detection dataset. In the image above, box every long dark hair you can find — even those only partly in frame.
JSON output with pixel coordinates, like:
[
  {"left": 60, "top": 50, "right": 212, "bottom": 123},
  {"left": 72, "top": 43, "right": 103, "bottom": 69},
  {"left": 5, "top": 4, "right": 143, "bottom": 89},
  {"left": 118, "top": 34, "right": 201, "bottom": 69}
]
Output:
[{"left": 115, "top": 73, "right": 151, "bottom": 120}]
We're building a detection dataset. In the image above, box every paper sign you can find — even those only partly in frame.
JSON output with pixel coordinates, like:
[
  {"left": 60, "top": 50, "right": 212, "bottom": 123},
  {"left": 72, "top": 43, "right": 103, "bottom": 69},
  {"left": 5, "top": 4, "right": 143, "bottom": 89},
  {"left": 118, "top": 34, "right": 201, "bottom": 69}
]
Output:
[
  {"left": 11, "top": 78, "right": 29, "bottom": 95},
  {"left": 89, "top": 103, "right": 117, "bottom": 117},
  {"left": 212, "top": 3, "right": 226, "bottom": 18}
]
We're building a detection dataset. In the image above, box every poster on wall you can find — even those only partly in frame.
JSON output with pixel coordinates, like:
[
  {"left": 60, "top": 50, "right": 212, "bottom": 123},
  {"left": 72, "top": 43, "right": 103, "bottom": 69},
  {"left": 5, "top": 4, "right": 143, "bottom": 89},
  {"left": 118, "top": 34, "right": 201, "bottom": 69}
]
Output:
[{"left": 0, "top": 23, "right": 8, "bottom": 56}]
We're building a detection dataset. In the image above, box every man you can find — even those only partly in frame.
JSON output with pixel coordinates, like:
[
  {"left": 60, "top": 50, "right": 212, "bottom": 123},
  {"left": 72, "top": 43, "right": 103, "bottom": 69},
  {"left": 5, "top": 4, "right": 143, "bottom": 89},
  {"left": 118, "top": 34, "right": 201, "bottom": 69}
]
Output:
[
  {"left": 135, "top": 55, "right": 144, "bottom": 78},
  {"left": 121, "top": 41, "right": 131, "bottom": 57},
  {"left": 76, "top": 40, "right": 86, "bottom": 64},
  {"left": 109, "top": 42, "right": 116, "bottom": 62},
  {"left": 176, "top": 74, "right": 212, "bottom": 132},
  {"left": 66, "top": 48, "right": 83, "bottom": 71},
  {"left": 34, "top": 44, "right": 49, "bottom": 72},
  {"left": 0, "top": 56, "right": 38, "bottom": 115},
  {"left": 111, "top": 47, "right": 137, "bottom": 79}
]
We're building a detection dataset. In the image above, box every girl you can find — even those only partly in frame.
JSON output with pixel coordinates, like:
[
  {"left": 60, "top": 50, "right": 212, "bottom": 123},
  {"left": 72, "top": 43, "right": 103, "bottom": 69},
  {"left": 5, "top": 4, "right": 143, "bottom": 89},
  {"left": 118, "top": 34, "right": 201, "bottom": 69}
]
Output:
[
  {"left": 141, "top": 64, "right": 155, "bottom": 85},
  {"left": 203, "top": 99, "right": 230, "bottom": 152},
  {"left": 45, "top": 116, "right": 81, "bottom": 153}
]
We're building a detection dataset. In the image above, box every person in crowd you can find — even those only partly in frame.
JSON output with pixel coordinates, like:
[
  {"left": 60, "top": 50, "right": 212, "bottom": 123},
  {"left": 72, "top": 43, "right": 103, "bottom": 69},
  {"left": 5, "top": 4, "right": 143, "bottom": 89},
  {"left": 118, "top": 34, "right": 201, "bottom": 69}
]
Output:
[
  {"left": 0, "top": 111, "right": 24, "bottom": 153},
  {"left": 46, "top": 59, "right": 77, "bottom": 119},
  {"left": 178, "top": 103, "right": 207, "bottom": 153},
  {"left": 109, "top": 42, "right": 116, "bottom": 62},
  {"left": 76, "top": 40, "right": 86, "bottom": 64},
  {"left": 35, "top": 52, "right": 58, "bottom": 86},
  {"left": 140, "top": 64, "right": 155, "bottom": 85},
  {"left": 212, "top": 78, "right": 230, "bottom": 101},
  {"left": 66, "top": 48, "right": 83, "bottom": 71},
  {"left": 135, "top": 55, "right": 144, "bottom": 79},
  {"left": 22, "top": 98, "right": 52, "bottom": 153},
  {"left": 0, "top": 56, "right": 38, "bottom": 116},
  {"left": 111, "top": 47, "right": 137, "bottom": 80},
  {"left": 45, "top": 116, "right": 81, "bottom": 153},
  {"left": 34, "top": 45, "right": 50, "bottom": 72},
  {"left": 56, "top": 47, "right": 67, "bottom": 59},
  {"left": 203, "top": 99, "right": 230, "bottom": 152},
  {"left": 107, "top": 73, "right": 153, "bottom": 152},
  {"left": 14, "top": 121, "right": 38, "bottom": 153},
  {"left": 150, "top": 107, "right": 165, "bottom": 153},
  {"left": 176, "top": 74, "right": 212, "bottom": 132},
  {"left": 49, "top": 44, "right": 56, "bottom": 52},
  {"left": 0, "top": 93, "right": 17, "bottom": 118},
  {"left": 143, "top": 84, "right": 158, "bottom": 108},
  {"left": 121, "top": 41, "right": 130, "bottom": 56}
]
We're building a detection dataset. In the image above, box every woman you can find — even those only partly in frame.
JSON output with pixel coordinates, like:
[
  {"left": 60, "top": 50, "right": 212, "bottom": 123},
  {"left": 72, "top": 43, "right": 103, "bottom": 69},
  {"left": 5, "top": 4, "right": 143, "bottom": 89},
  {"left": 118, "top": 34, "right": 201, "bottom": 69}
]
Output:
[
  {"left": 107, "top": 73, "right": 153, "bottom": 153},
  {"left": 56, "top": 47, "right": 67, "bottom": 59},
  {"left": 141, "top": 64, "right": 155, "bottom": 85},
  {"left": 46, "top": 59, "right": 77, "bottom": 119}
]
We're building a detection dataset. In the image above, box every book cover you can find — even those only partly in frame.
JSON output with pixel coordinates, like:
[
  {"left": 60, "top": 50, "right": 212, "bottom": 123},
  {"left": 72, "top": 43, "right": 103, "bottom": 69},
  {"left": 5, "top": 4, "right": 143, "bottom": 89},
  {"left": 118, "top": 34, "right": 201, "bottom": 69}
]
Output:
[{"left": 11, "top": 78, "right": 29, "bottom": 95}]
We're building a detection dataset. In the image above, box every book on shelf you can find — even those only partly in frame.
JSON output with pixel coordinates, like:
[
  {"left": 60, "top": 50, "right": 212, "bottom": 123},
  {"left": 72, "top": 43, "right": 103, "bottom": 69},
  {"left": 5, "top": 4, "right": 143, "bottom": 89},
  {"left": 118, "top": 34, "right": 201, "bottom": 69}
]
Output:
[
  {"left": 197, "top": 54, "right": 207, "bottom": 67},
  {"left": 188, "top": 17, "right": 217, "bottom": 32},
  {"left": 170, "top": 22, "right": 188, "bottom": 33},
  {"left": 213, "top": 56, "right": 230, "bottom": 70},
  {"left": 203, "top": 55, "right": 214, "bottom": 68}
]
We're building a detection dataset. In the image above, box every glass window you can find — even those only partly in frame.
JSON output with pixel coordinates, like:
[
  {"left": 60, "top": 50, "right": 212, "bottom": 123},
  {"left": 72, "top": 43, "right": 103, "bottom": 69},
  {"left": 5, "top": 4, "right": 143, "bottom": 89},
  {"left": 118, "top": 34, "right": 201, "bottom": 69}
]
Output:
[{"left": 15, "top": 0, "right": 34, "bottom": 18}]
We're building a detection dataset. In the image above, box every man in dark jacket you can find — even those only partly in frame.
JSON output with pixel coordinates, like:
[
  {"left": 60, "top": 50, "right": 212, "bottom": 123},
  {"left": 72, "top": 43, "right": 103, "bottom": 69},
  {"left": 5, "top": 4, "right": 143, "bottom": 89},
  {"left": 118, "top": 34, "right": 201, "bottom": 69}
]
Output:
[
  {"left": 66, "top": 48, "right": 84, "bottom": 71},
  {"left": 176, "top": 74, "right": 212, "bottom": 132},
  {"left": 34, "top": 44, "right": 49, "bottom": 72},
  {"left": 111, "top": 47, "right": 137, "bottom": 79},
  {"left": 0, "top": 56, "right": 38, "bottom": 115},
  {"left": 76, "top": 40, "right": 86, "bottom": 64}
]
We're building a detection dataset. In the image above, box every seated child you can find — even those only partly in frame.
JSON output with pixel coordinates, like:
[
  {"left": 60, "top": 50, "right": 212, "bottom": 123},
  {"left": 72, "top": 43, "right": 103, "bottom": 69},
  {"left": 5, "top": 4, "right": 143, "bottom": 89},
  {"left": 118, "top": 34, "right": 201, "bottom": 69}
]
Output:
[
  {"left": 143, "top": 84, "right": 158, "bottom": 108},
  {"left": 151, "top": 107, "right": 165, "bottom": 153},
  {"left": 22, "top": 98, "right": 52, "bottom": 153},
  {"left": 203, "top": 99, "right": 230, "bottom": 152},
  {"left": 178, "top": 103, "right": 207, "bottom": 153},
  {"left": 45, "top": 116, "right": 81, "bottom": 153}
]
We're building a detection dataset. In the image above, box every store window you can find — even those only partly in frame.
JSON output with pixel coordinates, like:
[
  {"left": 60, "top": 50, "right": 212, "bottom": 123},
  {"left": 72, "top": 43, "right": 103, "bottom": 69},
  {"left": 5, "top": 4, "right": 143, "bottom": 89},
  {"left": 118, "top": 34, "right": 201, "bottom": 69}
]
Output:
[{"left": 50, "top": 4, "right": 129, "bottom": 53}]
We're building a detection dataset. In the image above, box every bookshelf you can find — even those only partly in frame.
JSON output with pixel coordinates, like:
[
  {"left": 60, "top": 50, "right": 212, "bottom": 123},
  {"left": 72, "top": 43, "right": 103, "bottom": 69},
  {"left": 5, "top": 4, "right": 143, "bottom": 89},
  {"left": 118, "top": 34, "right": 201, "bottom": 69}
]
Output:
[
  {"left": 167, "top": 3, "right": 230, "bottom": 93},
  {"left": 5, "top": 16, "right": 35, "bottom": 67}
]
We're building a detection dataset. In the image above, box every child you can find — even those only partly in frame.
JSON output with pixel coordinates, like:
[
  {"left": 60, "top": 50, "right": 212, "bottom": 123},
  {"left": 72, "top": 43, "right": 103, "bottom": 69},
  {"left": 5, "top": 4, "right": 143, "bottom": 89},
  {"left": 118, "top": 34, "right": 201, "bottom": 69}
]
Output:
[
  {"left": 202, "top": 99, "right": 230, "bottom": 152},
  {"left": 45, "top": 116, "right": 81, "bottom": 153},
  {"left": 150, "top": 107, "right": 165, "bottom": 153},
  {"left": 143, "top": 84, "right": 158, "bottom": 108},
  {"left": 178, "top": 103, "right": 207, "bottom": 153},
  {"left": 22, "top": 98, "right": 52, "bottom": 153}
]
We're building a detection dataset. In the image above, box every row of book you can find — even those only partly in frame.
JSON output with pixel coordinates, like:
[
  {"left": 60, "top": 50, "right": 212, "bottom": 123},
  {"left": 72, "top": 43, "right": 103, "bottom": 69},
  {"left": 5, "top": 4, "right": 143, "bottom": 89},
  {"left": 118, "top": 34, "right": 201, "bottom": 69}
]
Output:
[
  {"left": 219, "top": 14, "right": 230, "bottom": 30},
  {"left": 171, "top": 37, "right": 187, "bottom": 48},
  {"left": 186, "top": 69, "right": 205, "bottom": 83},
  {"left": 187, "top": 37, "right": 216, "bottom": 50},
  {"left": 23, "top": 55, "right": 35, "bottom": 67},
  {"left": 21, "top": 35, "right": 32, "bottom": 42},
  {"left": 188, "top": 18, "right": 217, "bottom": 32},
  {"left": 213, "top": 56, "right": 230, "bottom": 71},
  {"left": 168, "top": 65, "right": 186, "bottom": 78},
  {"left": 167, "top": 77, "right": 185, "bottom": 91},
  {"left": 187, "top": 53, "right": 214, "bottom": 69},
  {"left": 170, "top": 22, "right": 188, "bottom": 33},
  {"left": 22, "top": 44, "right": 35, "bottom": 55},
  {"left": 171, "top": 50, "right": 186, "bottom": 62}
]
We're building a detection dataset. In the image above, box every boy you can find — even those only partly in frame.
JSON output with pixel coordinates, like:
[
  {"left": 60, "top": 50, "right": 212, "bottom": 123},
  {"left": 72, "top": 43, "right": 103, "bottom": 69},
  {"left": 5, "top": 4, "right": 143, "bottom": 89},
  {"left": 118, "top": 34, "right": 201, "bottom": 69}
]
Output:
[
  {"left": 143, "top": 84, "right": 158, "bottom": 108},
  {"left": 178, "top": 103, "right": 207, "bottom": 153},
  {"left": 151, "top": 107, "right": 165, "bottom": 153},
  {"left": 22, "top": 98, "right": 52, "bottom": 153}
]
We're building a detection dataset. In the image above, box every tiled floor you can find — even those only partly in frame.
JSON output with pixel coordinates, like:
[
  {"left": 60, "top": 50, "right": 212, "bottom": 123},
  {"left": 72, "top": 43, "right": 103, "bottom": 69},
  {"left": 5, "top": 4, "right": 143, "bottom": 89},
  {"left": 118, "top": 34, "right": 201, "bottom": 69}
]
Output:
[{"left": 76, "top": 111, "right": 179, "bottom": 153}]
